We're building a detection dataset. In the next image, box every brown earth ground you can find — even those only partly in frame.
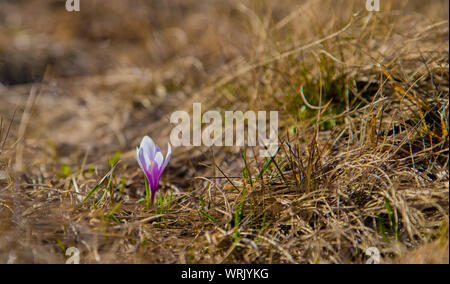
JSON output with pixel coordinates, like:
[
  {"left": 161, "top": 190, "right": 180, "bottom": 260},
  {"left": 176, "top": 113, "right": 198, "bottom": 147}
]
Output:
[{"left": 0, "top": 0, "right": 448, "bottom": 264}]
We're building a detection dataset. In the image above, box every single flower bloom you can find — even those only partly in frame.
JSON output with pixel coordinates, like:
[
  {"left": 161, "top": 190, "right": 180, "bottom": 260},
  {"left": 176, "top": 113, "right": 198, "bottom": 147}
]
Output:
[{"left": 136, "top": 136, "right": 171, "bottom": 205}]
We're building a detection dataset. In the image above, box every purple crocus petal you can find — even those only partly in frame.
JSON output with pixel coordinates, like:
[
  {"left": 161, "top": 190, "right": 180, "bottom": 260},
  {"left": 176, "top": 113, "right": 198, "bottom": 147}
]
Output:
[
  {"left": 155, "top": 145, "right": 161, "bottom": 155},
  {"left": 147, "top": 162, "right": 156, "bottom": 189},
  {"left": 138, "top": 149, "right": 153, "bottom": 186},
  {"left": 138, "top": 147, "right": 151, "bottom": 180},
  {"left": 138, "top": 142, "right": 154, "bottom": 192},
  {"left": 150, "top": 162, "right": 162, "bottom": 202},
  {"left": 136, "top": 136, "right": 171, "bottom": 205},
  {"left": 136, "top": 147, "right": 144, "bottom": 171}
]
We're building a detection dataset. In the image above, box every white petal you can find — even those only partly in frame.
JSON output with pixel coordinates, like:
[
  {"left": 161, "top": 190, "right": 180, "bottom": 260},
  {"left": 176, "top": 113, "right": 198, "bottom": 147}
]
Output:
[
  {"left": 141, "top": 136, "right": 156, "bottom": 160},
  {"left": 166, "top": 143, "right": 172, "bottom": 161},
  {"left": 162, "top": 142, "right": 172, "bottom": 170},
  {"left": 136, "top": 147, "right": 142, "bottom": 167},
  {"left": 137, "top": 146, "right": 149, "bottom": 172},
  {"left": 154, "top": 152, "right": 164, "bottom": 170},
  {"left": 140, "top": 136, "right": 153, "bottom": 149}
]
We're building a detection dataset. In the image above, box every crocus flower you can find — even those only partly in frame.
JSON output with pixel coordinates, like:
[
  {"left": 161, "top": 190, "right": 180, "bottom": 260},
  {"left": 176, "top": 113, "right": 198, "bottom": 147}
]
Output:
[{"left": 136, "top": 136, "right": 171, "bottom": 205}]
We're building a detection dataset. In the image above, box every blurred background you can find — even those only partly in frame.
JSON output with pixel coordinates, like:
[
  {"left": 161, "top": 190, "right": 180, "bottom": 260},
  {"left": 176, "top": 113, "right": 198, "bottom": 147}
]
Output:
[{"left": 0, "top": 0, "right": 447, "bottom": 86}]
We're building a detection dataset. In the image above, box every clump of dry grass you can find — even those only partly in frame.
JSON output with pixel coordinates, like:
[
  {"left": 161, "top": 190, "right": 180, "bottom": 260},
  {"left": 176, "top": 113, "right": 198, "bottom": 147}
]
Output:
[
  {"left": 189, "top": 1, "right": 449, "bottom": 263},
  {"left": 0, "top": 0, "right": 448, "bottom": 263}
]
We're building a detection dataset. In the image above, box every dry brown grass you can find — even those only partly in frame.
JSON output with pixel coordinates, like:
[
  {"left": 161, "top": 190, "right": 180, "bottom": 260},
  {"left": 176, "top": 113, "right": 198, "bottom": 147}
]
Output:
[{"left": 0, "top": 0, "right": 448, "bottom": 264}]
